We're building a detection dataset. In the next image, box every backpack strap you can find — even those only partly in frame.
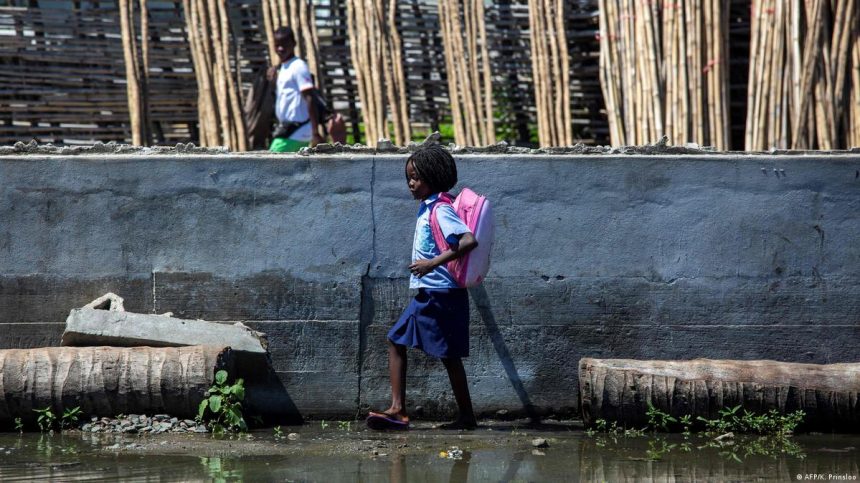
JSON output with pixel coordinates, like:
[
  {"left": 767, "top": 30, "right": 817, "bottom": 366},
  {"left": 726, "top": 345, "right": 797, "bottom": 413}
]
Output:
[{"left": 428, "top": 192, "right": 455, "bottom": 252}]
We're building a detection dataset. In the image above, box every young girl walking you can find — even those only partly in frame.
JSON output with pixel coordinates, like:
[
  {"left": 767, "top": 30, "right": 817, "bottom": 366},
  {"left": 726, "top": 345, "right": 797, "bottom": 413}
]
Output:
[{"left": 367, "top": 145, "right": 479, "bottom": 431}]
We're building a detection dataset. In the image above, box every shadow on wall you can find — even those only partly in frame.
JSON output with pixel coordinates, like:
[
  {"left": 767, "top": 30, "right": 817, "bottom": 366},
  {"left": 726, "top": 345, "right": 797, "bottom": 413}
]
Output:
[
  {"left": 469, "top": 285, "right": 539, "bottom": 421},
  {"left": 238, "top": 354, "right": 304, "bottom": 425}
]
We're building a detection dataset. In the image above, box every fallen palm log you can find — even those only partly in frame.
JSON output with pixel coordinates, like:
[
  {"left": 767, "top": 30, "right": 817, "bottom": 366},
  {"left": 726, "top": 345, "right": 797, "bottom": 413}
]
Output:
[
  {"left": 0, "top": 345, "right": 232, "bottom": 425},
  {"left": 579, "top": 358, "right": 860, "bottom": 432}
]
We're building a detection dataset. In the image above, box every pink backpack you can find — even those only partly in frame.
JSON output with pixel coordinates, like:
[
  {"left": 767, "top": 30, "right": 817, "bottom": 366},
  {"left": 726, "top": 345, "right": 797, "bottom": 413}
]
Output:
[{"left": 429, "top": 188, "right": 495, "bottom": 287}]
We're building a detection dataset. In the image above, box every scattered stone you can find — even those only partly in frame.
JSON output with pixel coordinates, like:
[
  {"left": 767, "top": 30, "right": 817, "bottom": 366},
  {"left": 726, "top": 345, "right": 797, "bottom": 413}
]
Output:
[
  {"left": 714, "top": 432, "right": 734, "bottom": 442},
  {"left": 439, "top": 446, "right": 463, "bottom": 460},
  {"left": 375, "top": 139, "right": 396, "bottom": 152},
  {"left": 495, "top": 409, "right": 509, "bottom": 418},
  {"left": 75, "top": 413, "right": 208, "bottom": 434},
  {"left": 312, "top": 143, "right": 337, "bottom": 153},
  {"left": 532, "top": 438, "right": 549, "bottom": 448},
  {"left": 287, "top": 433, "right": 300, "bottom": 441},
  {"left": 532, "top": 449, "right": 546, "bottom": 456}
]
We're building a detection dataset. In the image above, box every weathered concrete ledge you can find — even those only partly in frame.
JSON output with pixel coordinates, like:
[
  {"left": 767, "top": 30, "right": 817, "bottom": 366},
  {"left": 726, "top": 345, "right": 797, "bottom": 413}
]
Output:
[
  {"left": 62, "top": 307, "right": 268, "bottom": 354},
  {"left": 1, "top": 151, "right": 858, "bottom": 419}
]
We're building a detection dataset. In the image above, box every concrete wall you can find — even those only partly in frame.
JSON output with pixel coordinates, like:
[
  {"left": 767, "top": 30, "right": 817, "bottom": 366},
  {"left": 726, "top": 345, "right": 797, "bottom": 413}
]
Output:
[{"left": 1, "top": 153, "right": 858, "bottom": 419}]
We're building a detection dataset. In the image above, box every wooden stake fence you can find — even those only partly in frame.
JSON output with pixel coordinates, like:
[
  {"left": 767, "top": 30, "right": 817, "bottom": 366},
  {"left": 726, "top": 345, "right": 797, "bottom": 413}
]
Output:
[
  {"left": 598, "top": 0, "right": 730, "bottom": 149},
  {"left": 346, "top": 0, "right": 411, "bottom": 147},
  {"left": 528, "top": 0, "right": 572, "bottom": 147},
  {"left": 438, "top": 0, "right": 495, "bottom": 146},
  {"left": 181, "top": 0, "right": 247, "bottom": 151},
  {"left": 118, "top": 0, "right": 152, "bottom": 146},
  {"left": 745, "top": 0, "right": 858, "bottom": 150}
]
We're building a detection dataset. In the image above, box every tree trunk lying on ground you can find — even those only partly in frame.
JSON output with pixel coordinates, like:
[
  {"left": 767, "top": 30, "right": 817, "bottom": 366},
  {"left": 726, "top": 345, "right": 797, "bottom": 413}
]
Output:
[
  {"left": 579, "top": 358, "right": 860, "bottom": 432},
  {"left": 0, "top": 345, "right": 232, "bottom": 425}
]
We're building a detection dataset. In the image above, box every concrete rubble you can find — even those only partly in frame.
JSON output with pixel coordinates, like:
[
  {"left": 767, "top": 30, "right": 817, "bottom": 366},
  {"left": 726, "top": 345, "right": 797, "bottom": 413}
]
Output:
[
  {"left": 62, "top": 295, "right": 268, "bottom": 355},
  {"left": 83, "top": 292, "right": 125, "bottom": 311},
  {"left": 81, "top": 414, "right": 209, "bottom": 434}
]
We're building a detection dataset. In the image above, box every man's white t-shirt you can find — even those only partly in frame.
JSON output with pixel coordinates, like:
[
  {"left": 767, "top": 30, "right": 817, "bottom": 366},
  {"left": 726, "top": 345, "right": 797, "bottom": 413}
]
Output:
[{"left": 275, "top": 57, "right": 315, "bottom": 142}]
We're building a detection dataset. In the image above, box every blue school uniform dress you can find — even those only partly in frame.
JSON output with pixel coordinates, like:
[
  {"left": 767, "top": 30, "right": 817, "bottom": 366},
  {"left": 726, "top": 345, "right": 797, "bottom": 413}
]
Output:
[{"left": 387, "top": 193, "right": 472, "bottom": 358}]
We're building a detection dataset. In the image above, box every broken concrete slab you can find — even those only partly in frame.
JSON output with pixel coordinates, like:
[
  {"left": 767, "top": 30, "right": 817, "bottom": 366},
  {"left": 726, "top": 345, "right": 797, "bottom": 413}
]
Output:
[
  {"left": 84, "top": 292, "right": 125, "bottom": 311},
  {"left": 62, "top": 308, "right": 268, "bottom": 354}
]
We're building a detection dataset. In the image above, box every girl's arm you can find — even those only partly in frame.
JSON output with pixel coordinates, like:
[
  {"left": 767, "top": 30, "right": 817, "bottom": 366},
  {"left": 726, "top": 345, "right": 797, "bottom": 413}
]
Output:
[{"left": 410, "top": 232, "right": 478, "bottom": 277}]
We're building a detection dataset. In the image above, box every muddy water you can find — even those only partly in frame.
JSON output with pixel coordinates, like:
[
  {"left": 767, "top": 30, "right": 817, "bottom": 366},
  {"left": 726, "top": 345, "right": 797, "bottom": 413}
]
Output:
[{"left": 0, "top": 423, "right": 857, "bottom": 482}]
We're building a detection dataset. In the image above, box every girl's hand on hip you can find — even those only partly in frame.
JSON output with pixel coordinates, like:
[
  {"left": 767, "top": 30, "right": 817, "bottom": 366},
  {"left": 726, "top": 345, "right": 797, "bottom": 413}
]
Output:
[{"left": 409, "top": 259, "right": 436, "bottom": 277}]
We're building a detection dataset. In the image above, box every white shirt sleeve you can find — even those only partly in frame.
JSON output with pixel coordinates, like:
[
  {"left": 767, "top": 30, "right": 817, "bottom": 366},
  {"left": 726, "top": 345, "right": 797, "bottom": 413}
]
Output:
[
  {"left": 293, "top": 60, "right": 315, "bottom": 92},
  {"left": 436, "top": 204, "right": 471, "bottom": 246}
]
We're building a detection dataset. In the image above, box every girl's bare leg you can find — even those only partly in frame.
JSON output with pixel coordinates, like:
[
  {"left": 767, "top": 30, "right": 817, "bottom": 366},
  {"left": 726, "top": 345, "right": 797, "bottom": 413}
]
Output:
[
  {"left": 382, "top": 339, "right": 409, "bottom": 421},
  {"left": 441, "top": 357, "right": 477, "bottom": 428}
]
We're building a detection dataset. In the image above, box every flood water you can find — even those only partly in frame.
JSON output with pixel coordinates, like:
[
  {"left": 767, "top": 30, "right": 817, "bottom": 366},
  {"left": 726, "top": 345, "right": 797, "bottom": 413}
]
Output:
[{"left": 0, "top": 425, "right": 857, "bottom": 482}]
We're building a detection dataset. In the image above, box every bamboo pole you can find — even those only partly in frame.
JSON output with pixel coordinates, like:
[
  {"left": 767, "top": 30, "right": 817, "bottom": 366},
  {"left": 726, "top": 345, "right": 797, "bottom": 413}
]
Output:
[
  {"left": 477, "top": 0, "right": 495, "bottom": 145},
  {"left": 599, "top": 0, "right": 732, "bottom": 149},
  {"left": 261, "top": 0, "right": 277, "bottom": 64},
  {"left": 438, "top": 0, "right": 495, "bottom": 146},
  {"left": 598, "top": 0, "right": 623, "bottom": 144},
  {"left": 346, "top": 0, "right": 410, "bottom": 147},
  {"left": 529, "top": 0, "right": 571, "bottom": 147},
  {"left": 850, "top": 34, "right": 860, "bottom": 146},
  {"left": 439, "top": 0, "right": 465, "bottom": 144},
  {"left": 118, "top": 0, "right": 153, "bottom": 146},
  {"left": 218, "top": 0, "right": 246, "bottom": 151},
  {"left": 792, "top": 0, "right": 824, "bottom": 149},
  {"left": 119, "top": 0, "right": 141, "bottom": 145},
  {"left": 181, "top": 0, "right": 245, "bottom": 150}
]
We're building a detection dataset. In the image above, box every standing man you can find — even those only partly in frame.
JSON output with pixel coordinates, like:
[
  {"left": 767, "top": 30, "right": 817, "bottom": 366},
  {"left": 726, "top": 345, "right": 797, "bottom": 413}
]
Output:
[{"left": 268, "top": 27, "right": 323, "bottom": 152}]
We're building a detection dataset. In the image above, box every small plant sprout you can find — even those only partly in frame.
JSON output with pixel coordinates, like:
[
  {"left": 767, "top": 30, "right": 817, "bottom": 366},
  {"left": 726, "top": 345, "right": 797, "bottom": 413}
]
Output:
[
  {"left": 61, "top": 406, "right": 82, "bottom": 430},
  {"left": 34, "top": 407, "right": 57, "bottom": 432},
  {"left": 197, "top": 370, "right": 248, "bottom": 434},
  {"left": 273, "top": 426, "right": 284, "bottom": 439},
  {"left": 680, "top": 415, "right": 693, "bottom": 436},
  {"left": 14, "top": 417, "right": 23, "bottom": 433},
  {"left": 320, "top": 420, "right": 329, "bottom": 430},
  {"left": 338, "top": 420, "right": 351, "bottom": 431},
  {"left": 646, "top": 402, "right": 677, "bottom": 432}
]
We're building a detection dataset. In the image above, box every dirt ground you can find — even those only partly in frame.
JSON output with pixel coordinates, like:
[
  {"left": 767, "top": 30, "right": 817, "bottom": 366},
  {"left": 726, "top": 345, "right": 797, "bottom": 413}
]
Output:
[{"left": 79, "top": 419, "right": 580, "bottom": 458}]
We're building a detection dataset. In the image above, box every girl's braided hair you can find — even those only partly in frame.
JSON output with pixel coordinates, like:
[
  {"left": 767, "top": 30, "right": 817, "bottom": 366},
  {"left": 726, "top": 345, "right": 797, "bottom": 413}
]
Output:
[{"left": 406, "top": 145, "right": 458, "bottom": 194}]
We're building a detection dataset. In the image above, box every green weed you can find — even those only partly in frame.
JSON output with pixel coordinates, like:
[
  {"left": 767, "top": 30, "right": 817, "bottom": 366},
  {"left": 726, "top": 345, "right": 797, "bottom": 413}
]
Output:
[
  {"left": 33, "top": 407, "right": 56, "bottom": 432},
  {"left": 646, "top": 402, "right": 678, "bottom": 432},
  {"left": 197, "top": 370, "right": 248, "bottom": 434},
  {"left": 61, "top": 406, "right": 82, "bottom": 430}
]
